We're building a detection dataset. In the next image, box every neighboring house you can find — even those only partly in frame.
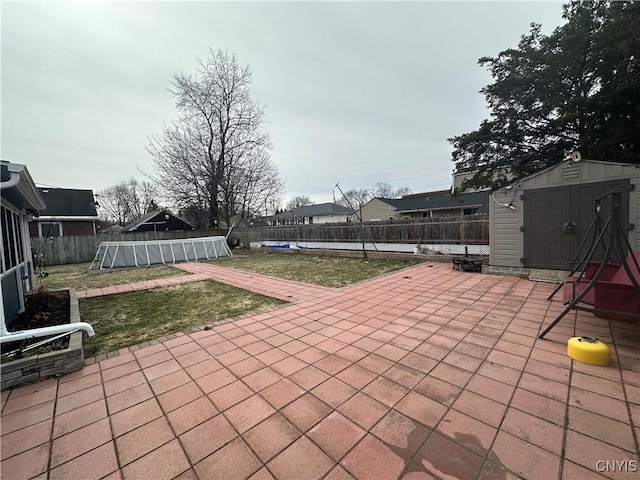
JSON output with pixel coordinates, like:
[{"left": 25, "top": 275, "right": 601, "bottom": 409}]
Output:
[
  {"left": 237, "top": 217, "right": 271, "bottom": 228},
  {"left": 489, "top": 159, "right": 640, "bottom": 272},
  {"left": 1, "top": 160, "right": 46, "bottom": 326},
  {"left": 221, "top": 214, "right": 243, "bottom": 230},
  {"left": 28, "top": 187, "right": 98, "bottom": 237},
  {"left": 360, "top": 190, "right": 489, "bottom": 222},
  {"left": 451, "top": 166, "right": 513, "bottom": 193},
  {"left": 122, "top": 209, "right": 195, "bottom": 232},
  {"left": 272, "top": 203, "right": 353, "bottom": 226},
  {"left": 103, "top": 224, "right": 125, "bottom": 234}
]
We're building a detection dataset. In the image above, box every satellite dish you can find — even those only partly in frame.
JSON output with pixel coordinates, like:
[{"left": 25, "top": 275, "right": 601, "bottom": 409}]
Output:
[{"left": 570, "top": 151, "right": 582, "bottom": 163}]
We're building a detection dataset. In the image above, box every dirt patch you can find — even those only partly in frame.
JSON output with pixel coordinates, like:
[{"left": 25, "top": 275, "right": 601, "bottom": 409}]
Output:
[{"left": 1, "top": 289, "right": 70, "bottom": 359}]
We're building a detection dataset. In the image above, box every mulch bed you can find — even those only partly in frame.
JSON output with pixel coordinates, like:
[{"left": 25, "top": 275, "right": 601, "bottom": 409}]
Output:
[{"left": 1, "top": 289, "right": 71, "bottom": 358}]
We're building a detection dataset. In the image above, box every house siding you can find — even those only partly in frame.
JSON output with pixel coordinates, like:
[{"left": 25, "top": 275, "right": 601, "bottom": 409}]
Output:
[
  {"left": 312, "top": 214, "right": 351, "bottom": 224},
  {"left": 29, "top": 220, "right": 95, "bottom": 237},
  {"left": 431, "top": 207, "right": 470, "bottom": 218},
  {"left": 361, "top": 199, "right": 399, "bottom": 222},
  {"left": 490, "top": 160, "right": 640, "bottom": 268},
  {"left": 400, "top": 212, "right": 426, "bottom": 220},
  {"left": 453, "top": 168, "right": 512, "bottom": 193},
  {"left": 398, "top": 207, "right": 483, "bottom": 220},
  {"left": 62, "top": 221, "right": 95, "bottom": 236}
]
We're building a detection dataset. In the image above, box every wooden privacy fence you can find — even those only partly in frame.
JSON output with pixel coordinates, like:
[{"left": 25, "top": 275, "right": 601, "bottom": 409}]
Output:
[
  {"left": 32, "top": 229, "right": 226, "bottom": 266},
  {"left": 232, "top": 215, "right": 489, "bottom": 246},
  {"left": 33, "top": 216, "right": 489, "bottom": 265}
]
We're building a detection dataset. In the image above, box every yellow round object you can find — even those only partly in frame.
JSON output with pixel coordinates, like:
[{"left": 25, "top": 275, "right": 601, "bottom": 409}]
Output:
[{"left": 567, "top": 336, "right": 610, "bottom": 366}]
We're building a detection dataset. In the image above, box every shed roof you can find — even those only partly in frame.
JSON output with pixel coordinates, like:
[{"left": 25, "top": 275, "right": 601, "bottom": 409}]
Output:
[
  {"left": 499, "top": 158, "right": 640, "bottom": 191},
  {"left": 122, "top": 209, "right": 195, "bottom": 232}
]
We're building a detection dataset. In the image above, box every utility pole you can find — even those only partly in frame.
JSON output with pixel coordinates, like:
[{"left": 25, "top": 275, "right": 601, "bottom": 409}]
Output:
[{"left": 335, "top": 183, "right": 367, "bottom": 259}]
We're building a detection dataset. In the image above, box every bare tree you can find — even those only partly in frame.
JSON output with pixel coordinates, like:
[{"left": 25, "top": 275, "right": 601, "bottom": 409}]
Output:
[
  {"left": 97, "top": 179, "right": 159, "bottom": 225},
  {"left": 148, "top": 49, "right": 282, "bottom": 228},
  {"left": 394, "top": 187, "right": 412, "bottom": 198},
  {"left": 371, "top": 182, "right": 395, "bottom": 198},
  {"left": 336, "top": 183, "right": 412, "bottom": 209},
  {"left": 285, "top": 195, "right": 312, "bottom": 211},
  {"left": 128, "top": 179, "right": 159, "bottom": 216},
  {"left": 148, "top": 122, "right": 213, "bottom": 228},
  {"left": 218, "top": 138, "right": 284, "bottom": 225},
  {"left": 371, "top": 182, "right": 412, "bottom": 199},
  {"left": 336, "top": 188, "right": 372, "bottom": 210},
  {"left": 97, "top": 183, "right": 130, "bottom": 226}
]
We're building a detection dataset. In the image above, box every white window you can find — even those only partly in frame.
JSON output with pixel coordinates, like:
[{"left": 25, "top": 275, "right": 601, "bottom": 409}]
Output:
[{"left": 39, "top": 222, "right": 63, "bottom": 237}]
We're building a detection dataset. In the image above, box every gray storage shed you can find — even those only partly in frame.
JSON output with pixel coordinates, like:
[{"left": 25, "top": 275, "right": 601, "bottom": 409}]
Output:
[{"left": 489, "top": 159, "right": 640, "bottom": 272}]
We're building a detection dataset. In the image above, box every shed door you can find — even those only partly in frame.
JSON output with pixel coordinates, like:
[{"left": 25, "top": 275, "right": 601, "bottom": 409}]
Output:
[{"left": 523, "top": 179, "right": 630, "bottom": 270}]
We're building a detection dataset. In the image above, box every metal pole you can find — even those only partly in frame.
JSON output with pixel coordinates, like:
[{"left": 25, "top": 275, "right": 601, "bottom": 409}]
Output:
[
  {"left": 547, "top": 200, "right": 604, "bottom": 301},
  {"left": 538, "top": 216, "right": 613, "bottom": 339},
  {"left": 359, "top": 205, "right": 367, "bottom": 259}
]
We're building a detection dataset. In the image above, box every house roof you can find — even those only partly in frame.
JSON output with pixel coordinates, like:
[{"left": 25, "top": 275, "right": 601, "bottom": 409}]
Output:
[
  {"left": 37, "top": 187, "right": 98, "bottom": 217},
  {"left": 377, "top": 191, "right": 490, "bottom": 213},
  {"left": 122, "top": 209, "right": 195, "bottom": 232},
  {"left": 372, "top": 197, "right": 406, "bottom": 209},
  {"left": 284, "top": 203, "right": 353, "bottom": 217},
  {"left": 401, "top": 189, "right": 452, "bottom": 199},
  {"left": 1, "top": 161, "right": 46, "bottom": 212}
]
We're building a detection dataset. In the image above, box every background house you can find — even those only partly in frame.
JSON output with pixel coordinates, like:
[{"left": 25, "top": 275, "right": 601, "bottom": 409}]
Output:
[
  {"left": 122, "top": 209, "right": 195, "bottom": 232},
  {"left": 28, "top": 187, "right": 98, "bottom": 237},
  {"left": 451, "top": 167, "right": 511, "bottom": 194},
  {"left": 273, "top": 203, "right": 353, "bottom": 225},
  {"left": 360, "top": 191, "right": 489, "bottom": 222},
  {"left": 237, "top": 218, "right": 271, "bottom": 228},
  {"left": 489, "top": 159, "right": 640, "bottom": 272},
  {"left": 1, "top": 161, "right": 46, "bottom": 325}
]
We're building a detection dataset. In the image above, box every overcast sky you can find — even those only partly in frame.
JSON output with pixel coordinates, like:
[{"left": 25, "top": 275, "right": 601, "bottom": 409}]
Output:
[{"left": 2, "top": 1, "right": 565, "bottom": 206}]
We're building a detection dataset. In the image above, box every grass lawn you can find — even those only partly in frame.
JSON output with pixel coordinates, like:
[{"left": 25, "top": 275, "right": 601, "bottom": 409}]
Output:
[
  {"left": 37, "top": 262, "right": 185, "bottom": 291},
  {"left": 80, "top": 280, "right": 283, "bottom": 357},
  {"left": 219, "top": 250, "right": 422, "bottom": 288}
]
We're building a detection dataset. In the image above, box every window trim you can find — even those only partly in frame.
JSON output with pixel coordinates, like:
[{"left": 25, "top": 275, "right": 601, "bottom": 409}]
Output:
[{"left": 38, "top": 221, "right": 63, "bottom": 238}]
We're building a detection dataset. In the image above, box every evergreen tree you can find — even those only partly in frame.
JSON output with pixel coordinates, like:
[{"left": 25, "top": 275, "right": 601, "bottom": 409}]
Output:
[{"left": 450, "top": 1, "right": 640, "bottom": 191}]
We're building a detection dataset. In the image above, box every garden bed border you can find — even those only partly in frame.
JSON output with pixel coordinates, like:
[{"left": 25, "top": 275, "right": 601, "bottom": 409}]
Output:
[{"left": 1, "top": 289, "right": 85, "bottom": 391}]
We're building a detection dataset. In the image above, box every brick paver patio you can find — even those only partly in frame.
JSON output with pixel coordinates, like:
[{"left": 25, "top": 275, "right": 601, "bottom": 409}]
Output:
[{"left": 1, "top": 261, "right": 639, "bottom": 480}]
